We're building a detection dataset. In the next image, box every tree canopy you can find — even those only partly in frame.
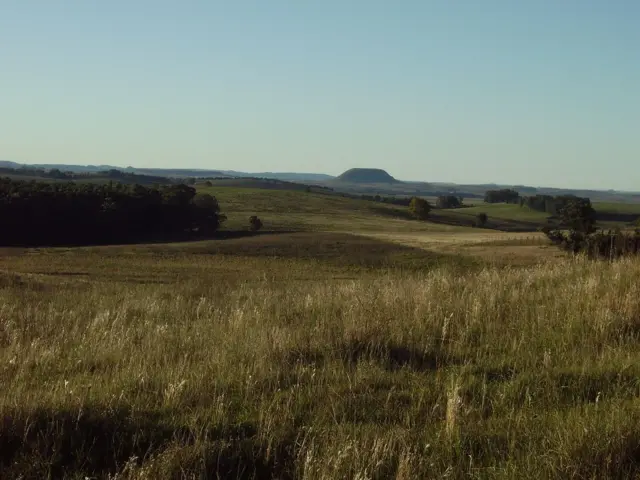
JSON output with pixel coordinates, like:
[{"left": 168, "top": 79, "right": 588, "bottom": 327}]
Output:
[
  {"left": 0, "top": 178, "right": 224, "bottom": 245},
  {"left": 408, "top": 197, "right": 431, "bottom": 220}
]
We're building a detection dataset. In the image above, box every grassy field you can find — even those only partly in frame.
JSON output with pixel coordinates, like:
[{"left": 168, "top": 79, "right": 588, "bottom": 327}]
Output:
[
  {"left": 199, "top": 186, "right": 546, "bottom": 233},
  {"left": 436, "top": 204, "right": 550, "bottom": 231},
  {"left": 204, "top": 185, "right": 640, "bottom": 234},
  {"left": 1, "top": 188, "right": 639, "bottom": 478},
  {"left": 199, "top": 186, "right": 477, "bottom": 233},
  {"left": 442, "top": 201, "right": 640, "bottom": 231}
]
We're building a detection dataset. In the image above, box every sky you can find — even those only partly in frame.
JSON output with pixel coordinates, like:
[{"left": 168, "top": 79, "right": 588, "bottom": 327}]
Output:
[{"left": 1, "top": 1, "right": 638, "bottom": 190}]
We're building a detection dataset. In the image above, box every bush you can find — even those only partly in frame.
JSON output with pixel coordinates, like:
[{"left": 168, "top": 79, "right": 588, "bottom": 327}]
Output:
[
  {"left": 249, "top": 216, "right": 263, "bottom": 232},
  {"left": 476, "top": 213, "right": 488, "bottom": 227},
  {"left": 545, "top": 228, "right": 640, "bottom": 259},
  {"left": 541, "top": 198, "right": 627, "bottom": 258},
  {"left": 436, "top": 195, "right": 463, "bottom": 209},
  {"left": 408, "top": 197, "right": 431, "bottom": 220}
]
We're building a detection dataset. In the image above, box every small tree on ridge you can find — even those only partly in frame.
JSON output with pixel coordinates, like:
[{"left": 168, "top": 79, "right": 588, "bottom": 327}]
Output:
[{"left": 409, "top": 197, "right": 431, "bottom": 220}]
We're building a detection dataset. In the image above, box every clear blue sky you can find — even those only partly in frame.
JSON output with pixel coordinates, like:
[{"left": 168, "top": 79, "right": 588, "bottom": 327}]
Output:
[{"left": 1, "top": 1, "right": 638, "bottom": 189}]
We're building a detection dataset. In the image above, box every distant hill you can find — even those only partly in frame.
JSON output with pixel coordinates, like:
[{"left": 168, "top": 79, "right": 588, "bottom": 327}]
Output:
[
  {"left": 335, "top": 168, "right": 399, "bottom": 184},
  {"left": 0, "top": 161, "right": 333, "bottom": 183},
  {"left": 0, "top": 164, "right": 175, "bottom": 185},
  {"left": 2, "top": 160, "right": 639, "bottom": 203}
]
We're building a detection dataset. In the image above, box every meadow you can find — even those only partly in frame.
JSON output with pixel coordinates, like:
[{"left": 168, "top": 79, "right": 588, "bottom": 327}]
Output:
[{"left": 1, "top": 186, "right": 639, "bottom": 479}]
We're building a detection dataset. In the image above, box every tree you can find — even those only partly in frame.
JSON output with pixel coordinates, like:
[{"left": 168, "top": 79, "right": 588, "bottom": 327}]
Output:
[
  {"left": 559, "top": 198, "right": 596, "bottom": 234},
  {"left": 436, "top": 195, "right": 463, "bottom": 209},
  {"left": 249, "top": 215, "right": 263, "bottom": 231},
  {"left": 408, "top": 197, "right": 431, "bottom": 220},
  {"left": 476, "top": 212, "right": 488, "bottom": 228},
  {"left": 192, "top": 193, "right": 220, "bottom": 212}
]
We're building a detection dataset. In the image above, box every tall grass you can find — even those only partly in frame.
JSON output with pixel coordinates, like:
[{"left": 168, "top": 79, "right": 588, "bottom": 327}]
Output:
[{"left": 1, "top": 255, "right": 639, "bottom": 478}]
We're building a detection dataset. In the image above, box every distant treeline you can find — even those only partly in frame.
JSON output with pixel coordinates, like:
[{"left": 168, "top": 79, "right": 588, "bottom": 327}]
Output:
[
  {"left": 0, "top": 178, "right": 224, "bottom": 246},
  {"left": 520, "top": 194, "right": 590, "bottom": 215},
  {"left": 0, "top": 166, "right": 173, "bottom": 185},
  {"left": 484, "top": 189, "right": 592, "bottom": 216},
  {"left": 484, "top": 189, "right": 520, "bottom": 204},
  {"left": 359, "top": 194, "right": 412, "bottom": 206},
  {"left": 357, "top": 194, "right": 466, "bottom": 209}
]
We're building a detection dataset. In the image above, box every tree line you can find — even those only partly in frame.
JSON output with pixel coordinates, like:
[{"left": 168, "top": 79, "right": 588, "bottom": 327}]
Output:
[
  {"left": 484, "top": 189, "right": 520, "bottom": 204},
  {"left": 0, "top": 166, "right": 174, "bottom": 185},
  {"left": 0, "top": 178, "right": 225, "bottom": 246},
  {"left": 520, "top": 194, "right": 589, "bottom": 215}
]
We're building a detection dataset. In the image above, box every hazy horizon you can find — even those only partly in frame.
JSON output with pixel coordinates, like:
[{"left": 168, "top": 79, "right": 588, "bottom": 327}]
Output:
[{"left": 2, "top": 2, "right": 638, "bottom": 190}]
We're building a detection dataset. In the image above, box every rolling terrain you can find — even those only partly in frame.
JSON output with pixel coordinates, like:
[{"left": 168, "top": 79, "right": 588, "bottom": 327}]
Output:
[
  {"left": 4, "top": 160, "right": 640, "bottom": 203},
  {"left": 0, "top": 176, "right": 639, "bottom": 478}
]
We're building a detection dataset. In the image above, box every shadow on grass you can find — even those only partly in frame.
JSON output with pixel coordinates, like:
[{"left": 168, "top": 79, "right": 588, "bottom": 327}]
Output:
[
  {"left": 283, "top": 339, "right": 459, "bottom": 373},
  {"left": 341, "top": 338, "right": 459, "bottom": 372},
  {"left": 428, "top": 212, "right": 547, "bottom": 232},
  {"left": 181, "top": 232, "right": 477, "bottom": 271},
  {"left": 0, "top": 407, "right": 295, "bottom": 479},
  {"left": 0, "top": 229, "right": 282, "bottom": 249},
  {"left": 595, "top": 211, "right": 640, "bottom": 224}
]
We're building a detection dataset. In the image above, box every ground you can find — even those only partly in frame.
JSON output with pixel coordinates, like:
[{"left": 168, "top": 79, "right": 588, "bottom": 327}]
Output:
[{"left": 1, "top": 186, "right": 638, "bottom": 479}]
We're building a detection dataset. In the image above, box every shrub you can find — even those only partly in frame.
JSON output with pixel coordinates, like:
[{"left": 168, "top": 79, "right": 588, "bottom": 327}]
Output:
[
  {"left": 408, "top": 197, "right": 431, "bottom": 220},
  {"left": 476, "top": 213, "right": 488, "bottom": 228},
  {"left": 436, "top": 195, "right": 463, "bottom": 209},
  {"left": 249, "top": 216, "right": 263, "bottom": 232}
]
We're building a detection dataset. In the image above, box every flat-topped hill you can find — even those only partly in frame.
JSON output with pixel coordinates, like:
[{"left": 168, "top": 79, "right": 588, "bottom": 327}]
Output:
[{"left": 335, "top": 168, "right": 399, "bottom": 184}]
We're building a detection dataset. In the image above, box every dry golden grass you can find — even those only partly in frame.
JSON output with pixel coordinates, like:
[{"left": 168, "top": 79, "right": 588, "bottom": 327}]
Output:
[
  {"left": 0, "top": 238, "right": 638, "bottom": 478},
  {"left": 364, "top": 231, "right": 562, "bottom": 266}
]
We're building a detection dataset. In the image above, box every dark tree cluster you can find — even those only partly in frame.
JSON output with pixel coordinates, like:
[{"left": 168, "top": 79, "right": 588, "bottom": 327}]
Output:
[
  {"left": 436, "top": 195, "right": 463, "bottom": 209},
  {"left": 0, "top": 178, "right": 224, "bottom": 246},
  {"left": 0, "top": 166, "right": 173, "bottom": 185},
  {"left": 0, "top": 166, "right": 74, "bottom": 180},
  {"left": 544, "top": 227, "right": 640, "bottom": 259},
  {"left": 360, "top": 195, "right": 412, "bottom": 206},
  {"left": 542, "top": 198, "right": 640, "bottom": 259},
  {"left": 520, "top": 194, "right": 585, "bottom": 215},
  {"left": 484, "top": 189, "right": 520, "bottom": 204}
]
